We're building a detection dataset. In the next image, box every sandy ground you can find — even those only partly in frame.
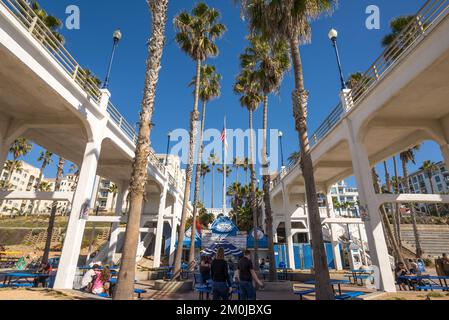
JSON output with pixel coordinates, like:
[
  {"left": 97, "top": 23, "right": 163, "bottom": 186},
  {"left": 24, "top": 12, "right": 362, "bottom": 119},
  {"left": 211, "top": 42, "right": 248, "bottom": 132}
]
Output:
[
  {"left": 378, "top": 291, "right": 449, "bottom": 300},
  {"left": 0, "top": 288, "right": 93, "bottom": 300},
  {"left": 0, "top": 282, "right": 447, "bottom": 301}
]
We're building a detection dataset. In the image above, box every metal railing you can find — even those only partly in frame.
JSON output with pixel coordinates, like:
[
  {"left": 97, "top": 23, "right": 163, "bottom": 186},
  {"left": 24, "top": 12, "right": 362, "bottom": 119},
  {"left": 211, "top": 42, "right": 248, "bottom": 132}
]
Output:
[
  {"left": 106, "top": 101, "right": 138, "bottom": 143},
  {"left": 2, "top": 0, "right": 102, "bottom": 103},
  {"left": 272, "top": 0, "right": 449, "bottom": 189},
  {"left": 1, "top": 0, "right": 180, "bottom": 189}
]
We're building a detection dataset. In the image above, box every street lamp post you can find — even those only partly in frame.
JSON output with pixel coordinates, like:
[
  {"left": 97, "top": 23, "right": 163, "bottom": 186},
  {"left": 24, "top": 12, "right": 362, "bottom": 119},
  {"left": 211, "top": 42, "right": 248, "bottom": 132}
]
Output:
[
  {"left": 165, "top": 132, "right": 172, "bottom": 166},
  {"left": 328, "top": 28, "right": 347, "bottom": 91},
  {"left": 278, "top": 131, "right": 285, "bottom": 168},
  {"left": 102, "top": 28, "right": 122, "bottom": 89}
]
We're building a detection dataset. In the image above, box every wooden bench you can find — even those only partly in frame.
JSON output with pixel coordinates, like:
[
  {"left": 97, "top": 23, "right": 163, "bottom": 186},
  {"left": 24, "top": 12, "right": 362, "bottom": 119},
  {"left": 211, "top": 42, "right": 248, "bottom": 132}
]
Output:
[
  {"left": 293, "top": 289, "right": 316, "bottom": 300},
  {"left": 335, "top": 291, "right": 365, "bottom": 300}
]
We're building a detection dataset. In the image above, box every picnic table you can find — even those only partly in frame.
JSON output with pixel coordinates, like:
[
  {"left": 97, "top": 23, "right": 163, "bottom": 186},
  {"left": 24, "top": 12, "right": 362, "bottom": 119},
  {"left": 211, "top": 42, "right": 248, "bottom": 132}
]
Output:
[
  {"left": 304, "top": 279, "right": 351, "bottom": 296},
  {"left": 398, "top": 274, "right": 449, "bottom": 291},
  {"left": 345, "top": 270, "right": 373, "bottom": 286},
  {"left": 0, "top": 272, "right": 50, "bottom": 287}
]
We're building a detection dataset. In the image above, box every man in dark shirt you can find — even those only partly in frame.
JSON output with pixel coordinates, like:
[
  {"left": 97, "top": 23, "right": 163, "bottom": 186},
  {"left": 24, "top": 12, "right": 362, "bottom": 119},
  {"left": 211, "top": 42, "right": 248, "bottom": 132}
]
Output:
[{"left": 236, "top": 250, "right": 263, "bottom": 300}]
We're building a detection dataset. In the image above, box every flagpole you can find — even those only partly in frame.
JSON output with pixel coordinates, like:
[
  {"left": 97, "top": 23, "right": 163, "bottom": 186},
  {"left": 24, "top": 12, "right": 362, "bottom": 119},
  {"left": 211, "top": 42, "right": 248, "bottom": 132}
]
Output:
[{"left": 223, "top": 116, "right": 227, "bottom": 216}]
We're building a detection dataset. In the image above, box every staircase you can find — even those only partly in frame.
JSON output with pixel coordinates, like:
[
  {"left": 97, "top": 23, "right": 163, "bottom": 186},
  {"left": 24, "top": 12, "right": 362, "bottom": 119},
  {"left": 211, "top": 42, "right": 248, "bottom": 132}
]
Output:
[
  {"left": 24, "top": 229, "right": 61, "bottom": 247},
  {"left": 401, "top": 225, "right": 449, "bottom": 258}
]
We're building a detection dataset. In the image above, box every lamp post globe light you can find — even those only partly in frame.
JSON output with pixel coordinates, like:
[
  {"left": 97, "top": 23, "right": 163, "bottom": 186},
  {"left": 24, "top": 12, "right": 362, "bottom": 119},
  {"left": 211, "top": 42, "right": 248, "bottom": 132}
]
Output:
[
  {"left": 102, "top": 28, "right": 122, "bottom": 89},
  {"left": 165, "top": 131, "right": 172, "bottom": 166},
  {"left": 278, "top": 131, "right": 285, "bottom": 168},
  {"left": 328, "top": 28, "right": 347, "bottom": 91}
]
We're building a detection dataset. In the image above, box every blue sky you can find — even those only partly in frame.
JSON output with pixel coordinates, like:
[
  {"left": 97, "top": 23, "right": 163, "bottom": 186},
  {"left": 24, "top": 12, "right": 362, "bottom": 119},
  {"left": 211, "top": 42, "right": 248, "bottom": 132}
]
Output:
[{"left": 11, "top": 0, "right": 444, "bottom": 206}]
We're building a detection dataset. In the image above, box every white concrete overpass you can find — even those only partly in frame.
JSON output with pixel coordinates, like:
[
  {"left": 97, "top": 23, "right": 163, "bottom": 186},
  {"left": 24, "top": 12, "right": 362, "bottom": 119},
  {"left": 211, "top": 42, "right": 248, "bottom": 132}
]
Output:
[
  {"left": 270, "top": 1, "right": 449, "bottom": 292},
  {"left": 0, "top": 0, "right": 188, "bottom": 289}
]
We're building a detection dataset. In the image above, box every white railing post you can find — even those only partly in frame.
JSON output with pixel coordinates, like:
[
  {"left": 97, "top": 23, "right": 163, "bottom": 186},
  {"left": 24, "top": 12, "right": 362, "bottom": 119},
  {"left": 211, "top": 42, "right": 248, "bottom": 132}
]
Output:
[
  {"left": 340, "top": 88, "right": 354, "bottom": 112},
  {"left": 72, "top": 65, "right": 79, "bottom": 80},
  {"left": 28, "top": 16, "right": 38, "bottom": 33},
  {"left": 99, "top": 89, "right": 111, "bottom": 111}
]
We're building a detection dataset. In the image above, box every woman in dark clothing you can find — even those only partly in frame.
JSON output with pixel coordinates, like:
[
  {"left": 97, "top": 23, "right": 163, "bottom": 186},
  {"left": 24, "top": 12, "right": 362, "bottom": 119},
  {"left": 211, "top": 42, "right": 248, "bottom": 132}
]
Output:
[
  {"left": 200, "top": 256, "right": 211, "bottom": 284},
  {"left": 211, "top": 248, "right": 232, "bottom": 300}
]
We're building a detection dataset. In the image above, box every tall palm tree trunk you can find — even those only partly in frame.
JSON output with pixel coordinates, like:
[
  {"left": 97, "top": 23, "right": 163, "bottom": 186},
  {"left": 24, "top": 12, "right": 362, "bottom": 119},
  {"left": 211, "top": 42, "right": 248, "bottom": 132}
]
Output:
[
  {"left": 42, "top": 157, "right": 65, "bottom": 264},
  {"left": 401, "top": 160, "right": 423, "bottom": 258},
  {"left": 174, "top": 59, "right": 202, "bottom": 278},
  {"left": 113, "top": 0, "right": 168, "bottom": 300},
  {"left": 189, "top": 100, "right": 207, "bottom": 266},
  {"left": 248, "top": 109, "right": 259, "bottom": 271},
  {"left": 290, "top": 38, "right": 333, "bottom": 300},
  {"left": 29, "top": 168, "right": 44, "bottom": 217},
  {"left": 261, "top": 95, "right": 276, "bottom": 281},
  {"left": 372, "top": 168, "right": 404, "bottom": 264},
  {"left": 393, "top": 157, "right": 402, "bottom": 248},
  {"left": 382, "top": 161, "right": 397, "bottom": 251},
  {"left": 202, "top": 174, "right": 206, "bottom": 204}
]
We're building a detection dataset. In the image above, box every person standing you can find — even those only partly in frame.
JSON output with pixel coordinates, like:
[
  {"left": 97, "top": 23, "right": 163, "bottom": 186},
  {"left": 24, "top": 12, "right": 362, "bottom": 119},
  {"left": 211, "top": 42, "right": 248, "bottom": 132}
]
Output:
[
  {"left": 210, "top": 248, "right": 232, "bottom": 300},
  {"left": 235, "top": 250, "right": 264, "bottom": 300}
]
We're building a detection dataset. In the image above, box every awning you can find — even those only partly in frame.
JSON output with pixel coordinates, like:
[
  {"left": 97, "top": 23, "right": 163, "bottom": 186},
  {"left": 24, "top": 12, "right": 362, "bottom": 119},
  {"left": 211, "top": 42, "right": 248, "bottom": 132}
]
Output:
[{"left": 201, "top": 239, "right": 243, "bottom": 257}]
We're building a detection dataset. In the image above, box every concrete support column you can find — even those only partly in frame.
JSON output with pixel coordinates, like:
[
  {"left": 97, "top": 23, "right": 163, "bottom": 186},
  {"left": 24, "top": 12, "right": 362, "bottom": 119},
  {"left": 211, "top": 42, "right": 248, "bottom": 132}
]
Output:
[
  {"left": 440, "top": 144, "right": 449, "bottom": 170},
  {"left": 325, "top": 191, "right": 343, "bottom": 270},
  {"left": 330, "top": 225, "right": 343, "bottom": 270},
  {"left": 325, "top": 193, "right": 334, "bottom": 218},
  {"left": 153, "top": 182, "right": 168, "bottom": 268},
  {"left": 54, "top": 138, "right": 103, "bottom": 289},
  {"left": 285, "top": 219, "right": 296, "bottom": 269},
  {"left": 345, "top": 119, "right": 396, "bottom": 292},
  {"left": 168, "top": 217, "right": 178, "bottom": 266},
  {"left": 107, "top": 182, "right": 127, "bottom": 265},
  {"left": 168, "top": 198, "right": 181, "bottom": 266}
]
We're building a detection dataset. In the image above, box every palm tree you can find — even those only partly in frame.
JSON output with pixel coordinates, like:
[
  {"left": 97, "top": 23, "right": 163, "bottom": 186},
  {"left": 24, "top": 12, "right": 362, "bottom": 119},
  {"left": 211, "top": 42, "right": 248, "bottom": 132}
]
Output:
[
  {"left": 188, "top": 64, "right": 221, "bottom": 265},
  {"left": 420, "top": 160, "right": 440, "bottom": 217},
  {"left": 0, "top": 139, "right": 32, "bottom": 213},
  {"left": 227, "top": 182, "right": 245, "bottom": 212},
  {"left": 68, "top": 163, "right": 80, "bottom": 192},
  {"left": 31, "top": 150, "right": 53, "bottom": 216},
  {"left": 288, "top": 151, "right": 301, "bottom": 166},
  {"left": 42, "top": 157, "right": 65, "bottom": 264},
  {"left": 200, "top": 163, "right": 210, "bottom": 204},
  {"left": 242, "top": 157, "right": 250, "bottom": 184},
  {"left": 217, "top": 164, "right": 232, "bottom": 178},
  {"left": 382, "top": 15, "right": 417, "bottom": 62},
  {"left": 392, "top": 155, "right": 402, "bottom": 247},
  {"left": 400, "top": 146, "right": 423, "bottom": 257},
  {"left": 208, "top": 153, "right": 220, "bottom": 207},
  {"left": 19, "top": 0, "right": 65, "bottom": 44},
  {"left": 113, "top": 0, "right": 169, "bottom": 301},
  {"left": 239, "top": 0, "right": 337, "bottom": 300},
  {"left": 108, "top": 183, "right": 118, "bottom": 213},
  {"left": 233, "top": 157, "right": 244, "bottom": 184},
  {"left": 372, "top": 168, "right": 405, "bottom": 265},
  {"left": 234, "top": 68, "right": 263, "bottom": 271},
  {"left": 6, "top": 138, "right": 32, "bottom": 185},
  {"left": 173, "top": 2, "right": 226, "bottom": 277},
  {"left": 240, "top": 34, "right": 290, "bottom": 281}
]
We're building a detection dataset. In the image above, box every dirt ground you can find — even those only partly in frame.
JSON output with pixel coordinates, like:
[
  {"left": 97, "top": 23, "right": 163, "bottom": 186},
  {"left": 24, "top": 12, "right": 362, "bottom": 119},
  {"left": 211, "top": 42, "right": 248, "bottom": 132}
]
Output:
[
  {"left": 0, "top": 288, "right": 93, "bottom": 300},
  {"left": 378, "top": 291, "right": 449, "bottom": 300}
]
